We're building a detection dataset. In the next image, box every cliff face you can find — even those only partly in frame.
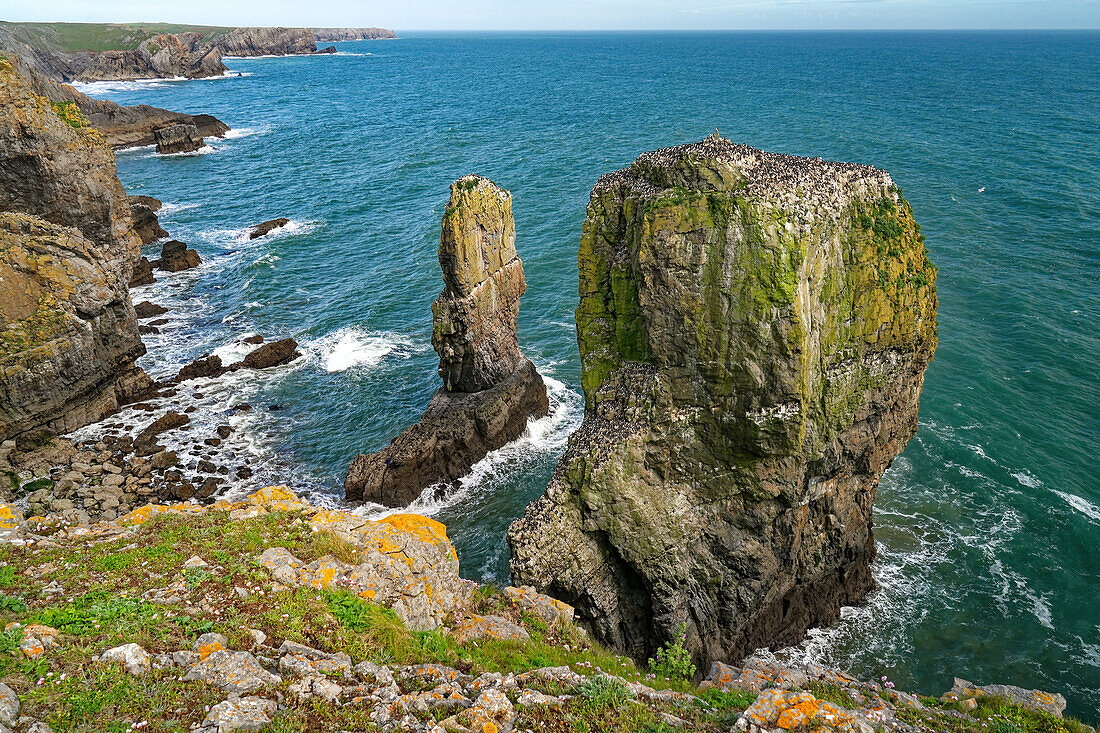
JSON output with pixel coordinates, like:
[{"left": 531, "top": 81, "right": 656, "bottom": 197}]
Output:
[
  {"left": 508, "top": 135, "right": 938, "bottom": 669},
  {"left": 213, "top": 27, "right": 316, "bottom": 57},
  {"left": 345, "top": 176, "right": 549, "bottom": 507},
  {"left": 0, "top": 59, "right": 141, "bottom": 277},
  {"left": 313, "top": 28, "right": 397, "bottom": 41},
  {"left": 432, "top": 175, "right": 527, "bottom": 392},
  {"left": 0, "top": 58, "right": 146, "bottom": 439}
]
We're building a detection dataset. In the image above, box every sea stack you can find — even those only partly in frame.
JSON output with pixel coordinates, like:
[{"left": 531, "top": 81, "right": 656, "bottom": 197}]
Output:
[
  {"left": 508, "top": 135, "right": 938, "bottom": 670},
  {"left": 345, "top": 175, "right": 549, "bottom": 507},
  {"left": 0, "top": 58, "right": 149, "bottom": 439}
]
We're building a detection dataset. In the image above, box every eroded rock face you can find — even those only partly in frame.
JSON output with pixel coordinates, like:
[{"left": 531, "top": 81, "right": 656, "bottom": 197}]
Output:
[
  {"left": 0, "top": 58, "right": 141, "bottom": 276},
  {"left": 0, "top": 59, "right": 147, "bottom": 440},
  {"left": 0, "top": 213, "right": 145, "bottom": 439},
  {"left": 128, "top": 195, "right": 167, "bottom": 244},
  {"left": 433, "top": 175, "right": 526, "bottom": 393},
  {"left": 345, "top": 176, "right": 548, "bottom": 507},
  {"left": 508, "top": 135, "right": 938, "bottom": 669}
]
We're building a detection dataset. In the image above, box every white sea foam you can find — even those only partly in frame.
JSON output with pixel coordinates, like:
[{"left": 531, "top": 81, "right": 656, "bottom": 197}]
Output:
[
  {"left": 222, "top": 126, "right": 270, "bottom": 140},
  {"left": 72, "top": 76, "right": 187, "bottom": 94},
  {"left": 1011, "top": 470, "right": 1043, "bottom": 489},
  {"left": 157, "top": 202, "right": 198, "bottom": 216},
  {"left": 301, "top": 327, "right": 422, "bottom": 374},
  {"left": 1054, "top": 490, "right": 1100, "bottom": 523}
]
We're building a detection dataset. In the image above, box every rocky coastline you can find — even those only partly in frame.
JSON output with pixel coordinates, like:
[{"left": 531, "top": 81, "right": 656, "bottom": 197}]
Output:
[{"left": 0, "top": 37, "right": 1085, "bottom": 731}]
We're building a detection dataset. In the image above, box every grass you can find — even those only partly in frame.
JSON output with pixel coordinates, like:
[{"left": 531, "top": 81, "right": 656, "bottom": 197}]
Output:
[
  {"left": 0, "top": 21, "right": 232, "bottom": 53},
  {"left": 0, "top": 505, "right": 1089, "bottom": 733}
]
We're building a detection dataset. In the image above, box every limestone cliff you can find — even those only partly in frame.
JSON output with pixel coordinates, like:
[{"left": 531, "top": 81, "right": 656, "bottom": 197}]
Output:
[
  {"left": 0, "top": 58, "right": 147, "bottom": 439},
  {"left": 508, "top": 135, "right": 938, "bottom": 669},
  {"left": 313, "top": 28, "right": 397, "bottom": 41},
  {"left": 345, "top": 176, "right": 549, "bottom": 507},
  {"left": 0, "top": 59, "right": 140, "bottom": 279}
]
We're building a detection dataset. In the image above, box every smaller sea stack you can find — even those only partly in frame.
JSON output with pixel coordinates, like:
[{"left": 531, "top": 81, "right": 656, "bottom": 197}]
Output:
[{"left": 344, "top": 176, "right": 549, "bottom": 507}]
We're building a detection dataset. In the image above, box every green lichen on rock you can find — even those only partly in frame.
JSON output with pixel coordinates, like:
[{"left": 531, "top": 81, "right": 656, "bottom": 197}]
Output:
[
  {"left": 0, "top": 292, "right": 67, "bottom": 361},
  {"left": 510, "top": 135, "right": 938, "bottom": 671}
]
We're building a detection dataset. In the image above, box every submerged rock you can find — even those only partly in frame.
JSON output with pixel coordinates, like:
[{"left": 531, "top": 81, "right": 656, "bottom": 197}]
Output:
[
  {"left": 508, "top": 135, "right": 938, "bottom": 669},
  {"left": 153, "top": 123, "right": 203, "bottom": 154},
  {"left": 344, "top": 176, "right": 549, "bottom": 507},
  {"left": 248, "top": 217, "right": 290, "bottom": 239},
  {"left": 233, "top": 338, "right": 299, "bottom": 370}
]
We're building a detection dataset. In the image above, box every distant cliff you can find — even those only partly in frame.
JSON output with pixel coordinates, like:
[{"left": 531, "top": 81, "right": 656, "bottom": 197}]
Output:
[
  {"left": 509, "top": 135, "right": 938, "bottom": 670},
  {"left": 0, "top": 22, "right": 396, "bottom": 83},
  {"left": 0, "top": 58, "right": 148, "bottom": 439},
  {"left": 313, "top": 28, "right": 396, "bottom": 41}
]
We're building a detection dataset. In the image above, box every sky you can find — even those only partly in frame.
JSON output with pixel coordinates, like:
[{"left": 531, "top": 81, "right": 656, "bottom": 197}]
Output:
[{"left": 3, "top": 0, "right": 1098, "bottom": 31}]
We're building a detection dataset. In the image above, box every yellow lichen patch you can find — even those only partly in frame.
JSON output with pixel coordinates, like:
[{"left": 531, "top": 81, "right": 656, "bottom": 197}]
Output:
[
  {"left": 0, "top": 503, "right": 24, "bottom": 530},
  {"left": 197, "top": 641, "right": 225, "bottom": 660},
  {"left": 247, "top": 485, "right": 311, "bottom": 513},
  {"left": 116, "top": 502, "right": 206, "bottom": 526},
  {"left": 303, "top": 561, "right": 340, "bottom": 590}
]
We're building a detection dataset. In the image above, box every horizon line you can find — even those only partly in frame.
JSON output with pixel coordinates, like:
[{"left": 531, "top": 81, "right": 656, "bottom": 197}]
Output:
[{"left": 2, "top": 20, "right": 1098, "bottom": 33}]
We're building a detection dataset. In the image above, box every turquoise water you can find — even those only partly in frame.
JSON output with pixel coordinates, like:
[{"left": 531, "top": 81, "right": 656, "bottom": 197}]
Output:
[{"left": 80, "top": 31, "right": 1100, "bottom": 720}]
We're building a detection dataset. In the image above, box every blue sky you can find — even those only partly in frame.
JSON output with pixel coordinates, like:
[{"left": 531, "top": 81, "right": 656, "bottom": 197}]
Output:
[{"left": 5, "top": 0, "right": 1098, "bottom": 30}]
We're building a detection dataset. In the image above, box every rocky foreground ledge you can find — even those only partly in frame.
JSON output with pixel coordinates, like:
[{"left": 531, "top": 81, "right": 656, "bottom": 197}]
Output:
[{"left": 0, "top": 486, "right": 1084, "bottom": 732}]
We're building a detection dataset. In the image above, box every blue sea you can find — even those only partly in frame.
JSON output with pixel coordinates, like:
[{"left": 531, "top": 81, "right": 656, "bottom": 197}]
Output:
[{"left": 77, "top": 31, "right": 1100, "bottom": 721}]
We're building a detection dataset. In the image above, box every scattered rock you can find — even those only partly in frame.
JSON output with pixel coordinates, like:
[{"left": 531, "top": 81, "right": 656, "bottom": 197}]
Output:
[
  {"left": 449, "top": 614, "right": 530, "bottom": 644},
  {"left": 128, "top": 196, "right": 168, "bottom": 244},
  {"left": 154, "top": 240, "right": 201, "bottom": 272},
  {"left": 182, "top": 649, "right": 281, "bottom": 693},
  {"left": 129, "top": 256, "right": 155, "bottom": 286},
  {"left": 134, "top": 301, "right": 168, "bottom": 319},
  {"left": 946, "top": 678, "right": 1066, "bottom": 717},
  {"left": 248, "top": 217, "right": 289, "bottom": 239},
  {"left": 196, "top": 696, "right": 277, "bottom": 733},
  {"left": 233, "top": 338, "right": 299, "bottom": 370},
  {"left": 177, "top": 354, "right": 225, "bottom": 382},
  {"left": 100, "top": 643, "right": 151, "bottom": 675}
]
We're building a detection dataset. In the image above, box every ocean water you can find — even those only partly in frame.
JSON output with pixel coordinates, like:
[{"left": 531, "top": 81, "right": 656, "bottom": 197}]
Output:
[{"left": 80, "top": 31, "right": 1100, "bottom": 720}]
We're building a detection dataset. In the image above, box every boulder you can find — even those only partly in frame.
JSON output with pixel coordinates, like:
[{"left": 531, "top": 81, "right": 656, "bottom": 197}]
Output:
[
  {"left": 129, "top": 256, "right": 155, "bottom": 287},
  {"left": 100, "top": 642, "right": 151, "bottom": 675},
  {"left": 344, "top": 176, "right": 548, "bottom": 506},
  {"left": 155, "top": 240, "right": 201, "bottom": 272},
  {"left": 153, "top": 123, "right": 203, "bottom": 154},
  {"left": 196, "top": 697, "right": 277, "bottom": 733},
  {"left": 177, "top": 354, "right": 226, "bottom": 382},
  {"left": 508, "top": 135, "right": 938, "bottom": 670},
  {"left": 232, "top": 338, "right": 299, "bottom": 370},
  {"left": 134, "top": 301, "right": 168, "bottom": 319},
  {"left": 248, "top": 217, "right": 289, "bottom": 239},
  {"left": 946, "top": 678, "right": 1067, "bottom": 717},
  {"left": 128, "top": 196, "right": 168, "bottom": 244},
  {"left": 182, "top": 649, "right": 280, "bottom": 693}
]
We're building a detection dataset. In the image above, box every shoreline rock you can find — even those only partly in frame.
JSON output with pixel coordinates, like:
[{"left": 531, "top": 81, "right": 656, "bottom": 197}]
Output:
[
  {"left": 248, "top": 217, "right": 290, "bottom": 239},
  {"left": 128, "top": 195, "right": 168, "bottom": 244},
  {"left": 153, "top": 123, "right": 203, "bottom": 154},
  {"left": 153, "top": 240, "right": 201, "bottom": 272},
  {"left": 508, "top": 135, "right": 938, "bottom": 670},
  {"left": 344, "top": 176, "right": 549, "bottom": 507}
]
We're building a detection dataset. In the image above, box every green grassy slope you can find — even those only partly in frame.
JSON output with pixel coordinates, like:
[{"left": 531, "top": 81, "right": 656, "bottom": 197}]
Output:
[{"left": 0, "top": 22, "right": 232, "bottom": 53}]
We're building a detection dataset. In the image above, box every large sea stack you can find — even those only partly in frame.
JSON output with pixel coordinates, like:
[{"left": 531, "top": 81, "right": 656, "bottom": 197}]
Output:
[
  {"left": 508, "top": 135, "right": 938, "bottom": 669},
  {"left": 345, "top": 175, "right": 549, "bottom": 507},
  {"left": 0, "top": 58, "right": 148, "bottom": 439}
]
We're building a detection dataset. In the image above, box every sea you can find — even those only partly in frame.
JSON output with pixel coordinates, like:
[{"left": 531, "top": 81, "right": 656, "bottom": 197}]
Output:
[{"left": 73, "top": 31, "right": 1100, "bottom": 721}]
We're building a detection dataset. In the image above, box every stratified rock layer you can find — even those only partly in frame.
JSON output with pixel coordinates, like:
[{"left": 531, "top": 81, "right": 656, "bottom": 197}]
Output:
[
  {"left": 508, "top": 135, "right": 938, "bottom": 669},
  {"left": 0, "top": 58, "right": 146, "bottom": 439},
  {"left": 345, "top": 177, "right": 548, "bottom": 507}
]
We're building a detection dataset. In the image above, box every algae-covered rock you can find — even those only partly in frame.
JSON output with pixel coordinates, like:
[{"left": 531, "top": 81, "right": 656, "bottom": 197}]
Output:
[
  {"left": 344, "top": 176, "right": 548, "bottom": 507},
  {"left": 508, "top": 135, "right": 937, "bottom": 669}
]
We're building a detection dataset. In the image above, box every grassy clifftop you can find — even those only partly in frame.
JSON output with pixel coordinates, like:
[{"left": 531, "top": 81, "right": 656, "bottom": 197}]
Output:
[{"left": 0, "top": 22, "right": 232, "bottom": 53}]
